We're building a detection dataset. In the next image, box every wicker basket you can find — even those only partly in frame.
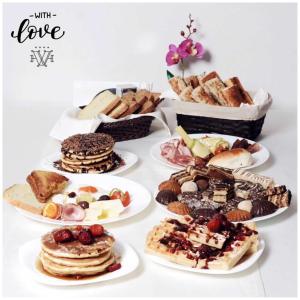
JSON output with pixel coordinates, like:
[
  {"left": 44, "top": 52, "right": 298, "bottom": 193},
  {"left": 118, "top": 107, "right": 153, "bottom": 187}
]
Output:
[
  {"left": 95, "top": 116, "right": 154, "bottom": 142},
  {"left": 174, "top": 89, "right": 272, "bottom": 141},
  {"left": 176, "top": 114, "right": 266, "bottom": 140}
]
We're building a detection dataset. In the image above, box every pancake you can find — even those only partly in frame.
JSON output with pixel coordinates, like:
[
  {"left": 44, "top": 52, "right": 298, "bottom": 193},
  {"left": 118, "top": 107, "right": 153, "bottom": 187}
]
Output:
[
  {"left": 60, "top": 159, "right": 114, "bottom": 174},
  {"left": 61, "top": 133, "right": 114, "bottom": 156},
  {"left": 62, "top": 148, "right": 113, "bottom": 161},
  {"left": 40, "top": 251, "right": 116, "bottom": 276},
  {"left": 41, "top": 249, "right": 112, "bottom": 267},
  {"left": 61, "top": 153, "right": 112, "bottom": 166},
  {"left": 41, "top": 227, "right": 115, "bottom": 258}
]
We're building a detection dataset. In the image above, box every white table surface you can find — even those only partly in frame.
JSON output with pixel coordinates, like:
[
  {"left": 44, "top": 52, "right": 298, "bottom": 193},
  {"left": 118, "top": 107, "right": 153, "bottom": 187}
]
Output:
[{"left": 2, "top": 104, "right": 297, "bottom": 297}]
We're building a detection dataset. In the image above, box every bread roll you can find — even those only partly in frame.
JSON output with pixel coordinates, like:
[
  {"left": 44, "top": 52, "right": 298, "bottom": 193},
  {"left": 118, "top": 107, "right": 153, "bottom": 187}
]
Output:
[{"left": 207, "top": 148, "right": 253, "bottom": 169}]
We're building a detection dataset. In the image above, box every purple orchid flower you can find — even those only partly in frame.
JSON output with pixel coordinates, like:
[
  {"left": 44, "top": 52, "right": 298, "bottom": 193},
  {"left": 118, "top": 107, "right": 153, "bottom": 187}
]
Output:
[
  {"left": 166, "top": 44, "right": 181, "bottom": 66},
  {"left": 178, "top": 39, "right": 205, "bottom": 58}
]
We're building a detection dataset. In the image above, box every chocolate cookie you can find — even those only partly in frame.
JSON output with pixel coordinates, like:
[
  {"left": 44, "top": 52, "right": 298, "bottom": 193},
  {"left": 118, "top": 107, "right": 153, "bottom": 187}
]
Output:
[{"left": 156, "top": 190, "right": 178, "bottom": 205}]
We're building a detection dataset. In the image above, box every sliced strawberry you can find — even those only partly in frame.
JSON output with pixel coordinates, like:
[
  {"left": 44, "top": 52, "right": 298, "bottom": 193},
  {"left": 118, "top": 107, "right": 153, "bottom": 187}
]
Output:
[{"left": 121, "top": 191, "right": 131, "bottom": 207}]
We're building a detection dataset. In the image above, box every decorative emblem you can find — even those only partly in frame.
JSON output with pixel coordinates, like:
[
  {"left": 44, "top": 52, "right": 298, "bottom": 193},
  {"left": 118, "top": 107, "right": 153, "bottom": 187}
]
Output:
[{"left": 30, "top": 46, "right": 54, "bottom": 67}]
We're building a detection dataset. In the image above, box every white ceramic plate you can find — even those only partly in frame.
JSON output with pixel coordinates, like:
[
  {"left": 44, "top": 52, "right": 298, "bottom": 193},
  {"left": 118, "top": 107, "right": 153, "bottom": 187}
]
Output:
[
  {"left": 15, "top": 173, "right": 151, "bottom": 225},
  {"left": 156, "top": 201, "right": 288, "bottom": 223},
  {"left": 40, "top": 149, "right": 138, "bottom": 176},
  {"left": 146, "top": 239, "right": 265, "bottom": 275},
  {"left": 150, "top": 133, "right": 269, "bottom": 170},
  {"left": 19, "top": 238, "right": 139, "bottom": 286}
]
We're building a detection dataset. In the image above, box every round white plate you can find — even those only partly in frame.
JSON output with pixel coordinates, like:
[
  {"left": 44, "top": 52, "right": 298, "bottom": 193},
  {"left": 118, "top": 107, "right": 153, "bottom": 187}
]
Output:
[
  {"left": 150, "top": 133, "right": 269, "bottom": 170},
  {"left": 19, "top": 238, "right": 139, "bottom": 286},
  {"left": 40, "top": 149, "right": 138, "bottom": 176},
  {"left": 146, "top": 239, "right": 265, "bottom": 275},
  {"left": 156, "top": 201, "right": 288, "bottom": 223},
  {"left": 16, "top": 173, "right": 151, "bottom": 225}
]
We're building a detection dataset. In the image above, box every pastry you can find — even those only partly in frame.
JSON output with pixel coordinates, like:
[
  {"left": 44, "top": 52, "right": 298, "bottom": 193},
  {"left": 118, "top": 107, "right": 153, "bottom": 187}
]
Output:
[
  {"left": 251, "top": 200, "right": 277, "bottom": 217},
  {"left": 207, "top": 148, "right": 253, "bottom": 169},
  {"left": 180, "top": 192, "right": 220, "bottom": 211},
  {"left": 170, "top": 170, "right": 193, "bottom": 185},
  {"left": 232, "top": 169, "right": 275, "bottom": 189},
  {"left": 226, "top": 209, "right": 251, "bottom": 222},
  {"left": 192, "top": 86, "right": 217, "bottom": 105},
  {"left": 158, "top": 180, "right": 181, "bottom": 195},
  {"left": 207, "top": 165, "right": 234, "bottom": 181},
  {"left": 156, "top": 190, "right": 178, "bottom": 205},
  {"left": 179, "top": 86, "right": 194, "bottom": 102},
  {"left": 189, "top": 208, "right": 217, "bottom": 219},
  {"left": 195, "top": 178, "right": 209, "bottom": 191},
  {"left": 26, "top": 170, "right": 69, "bottom": 203},
  {"left": 267, "top": 190, "right": 291, "bottom": 208},
  {"left": 167, "top": 201, "right": 190, "bottom": 215},
  {"left": 238, "top": 200, "right": 253, "bottom": 213},
  {"left": 181, "top": 181, "right": 198, "bottom": 193}
]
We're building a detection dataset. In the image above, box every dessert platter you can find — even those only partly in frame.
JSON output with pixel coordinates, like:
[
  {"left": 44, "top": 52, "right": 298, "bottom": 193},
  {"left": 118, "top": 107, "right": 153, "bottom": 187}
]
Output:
[
  {"left": 19, "top": 224, "right": 139, "bottom": 286},
  {"left": 4, "top": 170, "right": 151, "bottom": 225},
  {"left": 151, "top": 126, "right": 269, "bottom": 170},
  {"left": 41, "top": 133, "right": 138, "bottom": 175},
  {"left": 155, "top": 165, "right": 291, "bottom": 222},
  {"left": 145, "top": 214, "right": 264, "bottom": 274}
]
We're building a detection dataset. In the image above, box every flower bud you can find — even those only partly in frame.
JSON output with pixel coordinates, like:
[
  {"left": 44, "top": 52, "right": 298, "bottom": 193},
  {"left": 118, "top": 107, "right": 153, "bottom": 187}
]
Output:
[
  {"left": 193, "top": 28, "right": 197, "bottom": 33},
  {"left": 180, "top": 31, "right": 185, "bottom": 36}
]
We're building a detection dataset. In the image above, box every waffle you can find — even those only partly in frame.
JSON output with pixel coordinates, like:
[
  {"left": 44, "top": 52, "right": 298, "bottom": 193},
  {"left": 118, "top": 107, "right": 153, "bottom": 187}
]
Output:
[{"left": 145, "top": 216, "right": 259, "bottom": 270}]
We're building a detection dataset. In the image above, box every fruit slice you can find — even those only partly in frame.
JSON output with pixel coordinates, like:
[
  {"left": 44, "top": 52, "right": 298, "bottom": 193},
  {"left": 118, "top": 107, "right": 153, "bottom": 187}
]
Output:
[
  {"left": 42, "top": 202, "right": 61, "bottom": 219},
  {"left": 121, "top": 191, "right": 131, "bottom": 207},
  {"left": 176, "top": 126, "right": 195, "bottom": 149},
  {"left": 79, "top": 186, "right": 98, "bottom": 193},
  {"left": 191, "top": 140, "right": 211, "bottom": 158}
]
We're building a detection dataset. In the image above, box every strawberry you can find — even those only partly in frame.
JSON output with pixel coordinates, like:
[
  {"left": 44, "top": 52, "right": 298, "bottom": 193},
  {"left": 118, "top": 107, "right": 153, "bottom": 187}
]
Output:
[
  {"left": 121, "top": 191, "right": 131, "bottom": 207},
  {"left": 107, "top": 263, "right": 121, "bottom": 272},
  {"left": 207, "top": 219, "right": 222, "bottom": 233},
  {"left": 89, "top": 224, "right": 104, "bottom": 237}
]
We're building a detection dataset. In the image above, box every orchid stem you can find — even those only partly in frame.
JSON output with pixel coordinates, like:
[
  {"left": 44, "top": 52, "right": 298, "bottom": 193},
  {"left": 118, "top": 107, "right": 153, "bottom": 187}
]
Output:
[{"left": 181, "top": 59, "right": 187, "bottom": 85}]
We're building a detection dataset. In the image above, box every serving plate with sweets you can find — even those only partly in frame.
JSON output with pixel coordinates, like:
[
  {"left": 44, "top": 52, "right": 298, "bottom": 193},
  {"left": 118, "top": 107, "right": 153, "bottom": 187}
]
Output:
[{"left": 154, "top": 165, "right": 291, "bottom": 223}]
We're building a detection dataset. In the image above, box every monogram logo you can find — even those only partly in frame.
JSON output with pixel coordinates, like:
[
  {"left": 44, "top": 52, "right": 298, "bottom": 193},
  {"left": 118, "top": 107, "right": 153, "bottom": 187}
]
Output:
[
  {"left": 30, "top": 47, "right": 54, "bottom": 67},
  {"left": 11, "top": 12, "right": 65, "bottom": 67}
]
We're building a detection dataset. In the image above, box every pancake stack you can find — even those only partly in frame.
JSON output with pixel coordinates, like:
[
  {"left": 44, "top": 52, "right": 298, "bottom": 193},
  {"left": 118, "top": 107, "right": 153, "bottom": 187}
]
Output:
[
  {"left": 40, "top": 226, "right": 116, "bottom": 277},
  {"left": 55, "top": 133, "right": 121, "bottom": 174}
]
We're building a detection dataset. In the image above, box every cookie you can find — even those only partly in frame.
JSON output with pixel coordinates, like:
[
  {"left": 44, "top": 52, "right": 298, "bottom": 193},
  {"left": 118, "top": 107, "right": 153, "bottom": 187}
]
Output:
[
  {"left": 167, "top": 201, "right": 190, "bottom": 215},
  {"left": 226, "top": 209, "right": 251, "bottom": 222},
  {"left": 156, "top": 190, "right": 178, "bottom": 205},
  {"left": 159, "top": 180, "right": 181, "bottom": 195}
]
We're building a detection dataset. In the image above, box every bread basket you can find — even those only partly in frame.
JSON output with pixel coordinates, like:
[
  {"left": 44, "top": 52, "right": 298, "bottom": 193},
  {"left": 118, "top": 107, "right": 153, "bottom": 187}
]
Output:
[
  {"left": 95, "top": 115, "right": 154, "bottom": 142},
  {"left": 172, "top": 89, "right": 272, "bottom": 140}
]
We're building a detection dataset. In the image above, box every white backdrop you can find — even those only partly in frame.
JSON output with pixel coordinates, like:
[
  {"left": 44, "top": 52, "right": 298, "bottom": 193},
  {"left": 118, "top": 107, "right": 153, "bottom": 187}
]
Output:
[
  {"left": 2, "top": 3, "right": 297, "bottom": 297},
  {"left": 3, "top": 3, "right": 297, "bottom": 108}
]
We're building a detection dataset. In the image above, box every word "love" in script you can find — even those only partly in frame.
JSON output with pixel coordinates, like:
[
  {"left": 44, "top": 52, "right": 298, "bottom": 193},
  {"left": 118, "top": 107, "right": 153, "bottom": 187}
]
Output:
[{"left": 11, "top": 19, "right": 65, "bottom": 43}]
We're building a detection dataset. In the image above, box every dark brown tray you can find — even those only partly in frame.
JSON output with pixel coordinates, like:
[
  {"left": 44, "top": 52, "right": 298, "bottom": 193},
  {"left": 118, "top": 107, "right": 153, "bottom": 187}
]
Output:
[
  {"left": 176, "top": 114, "right": 266, "bottom": 140},
  {"left": 95, "top": 116, "right": 154, "bottom": 142}
]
